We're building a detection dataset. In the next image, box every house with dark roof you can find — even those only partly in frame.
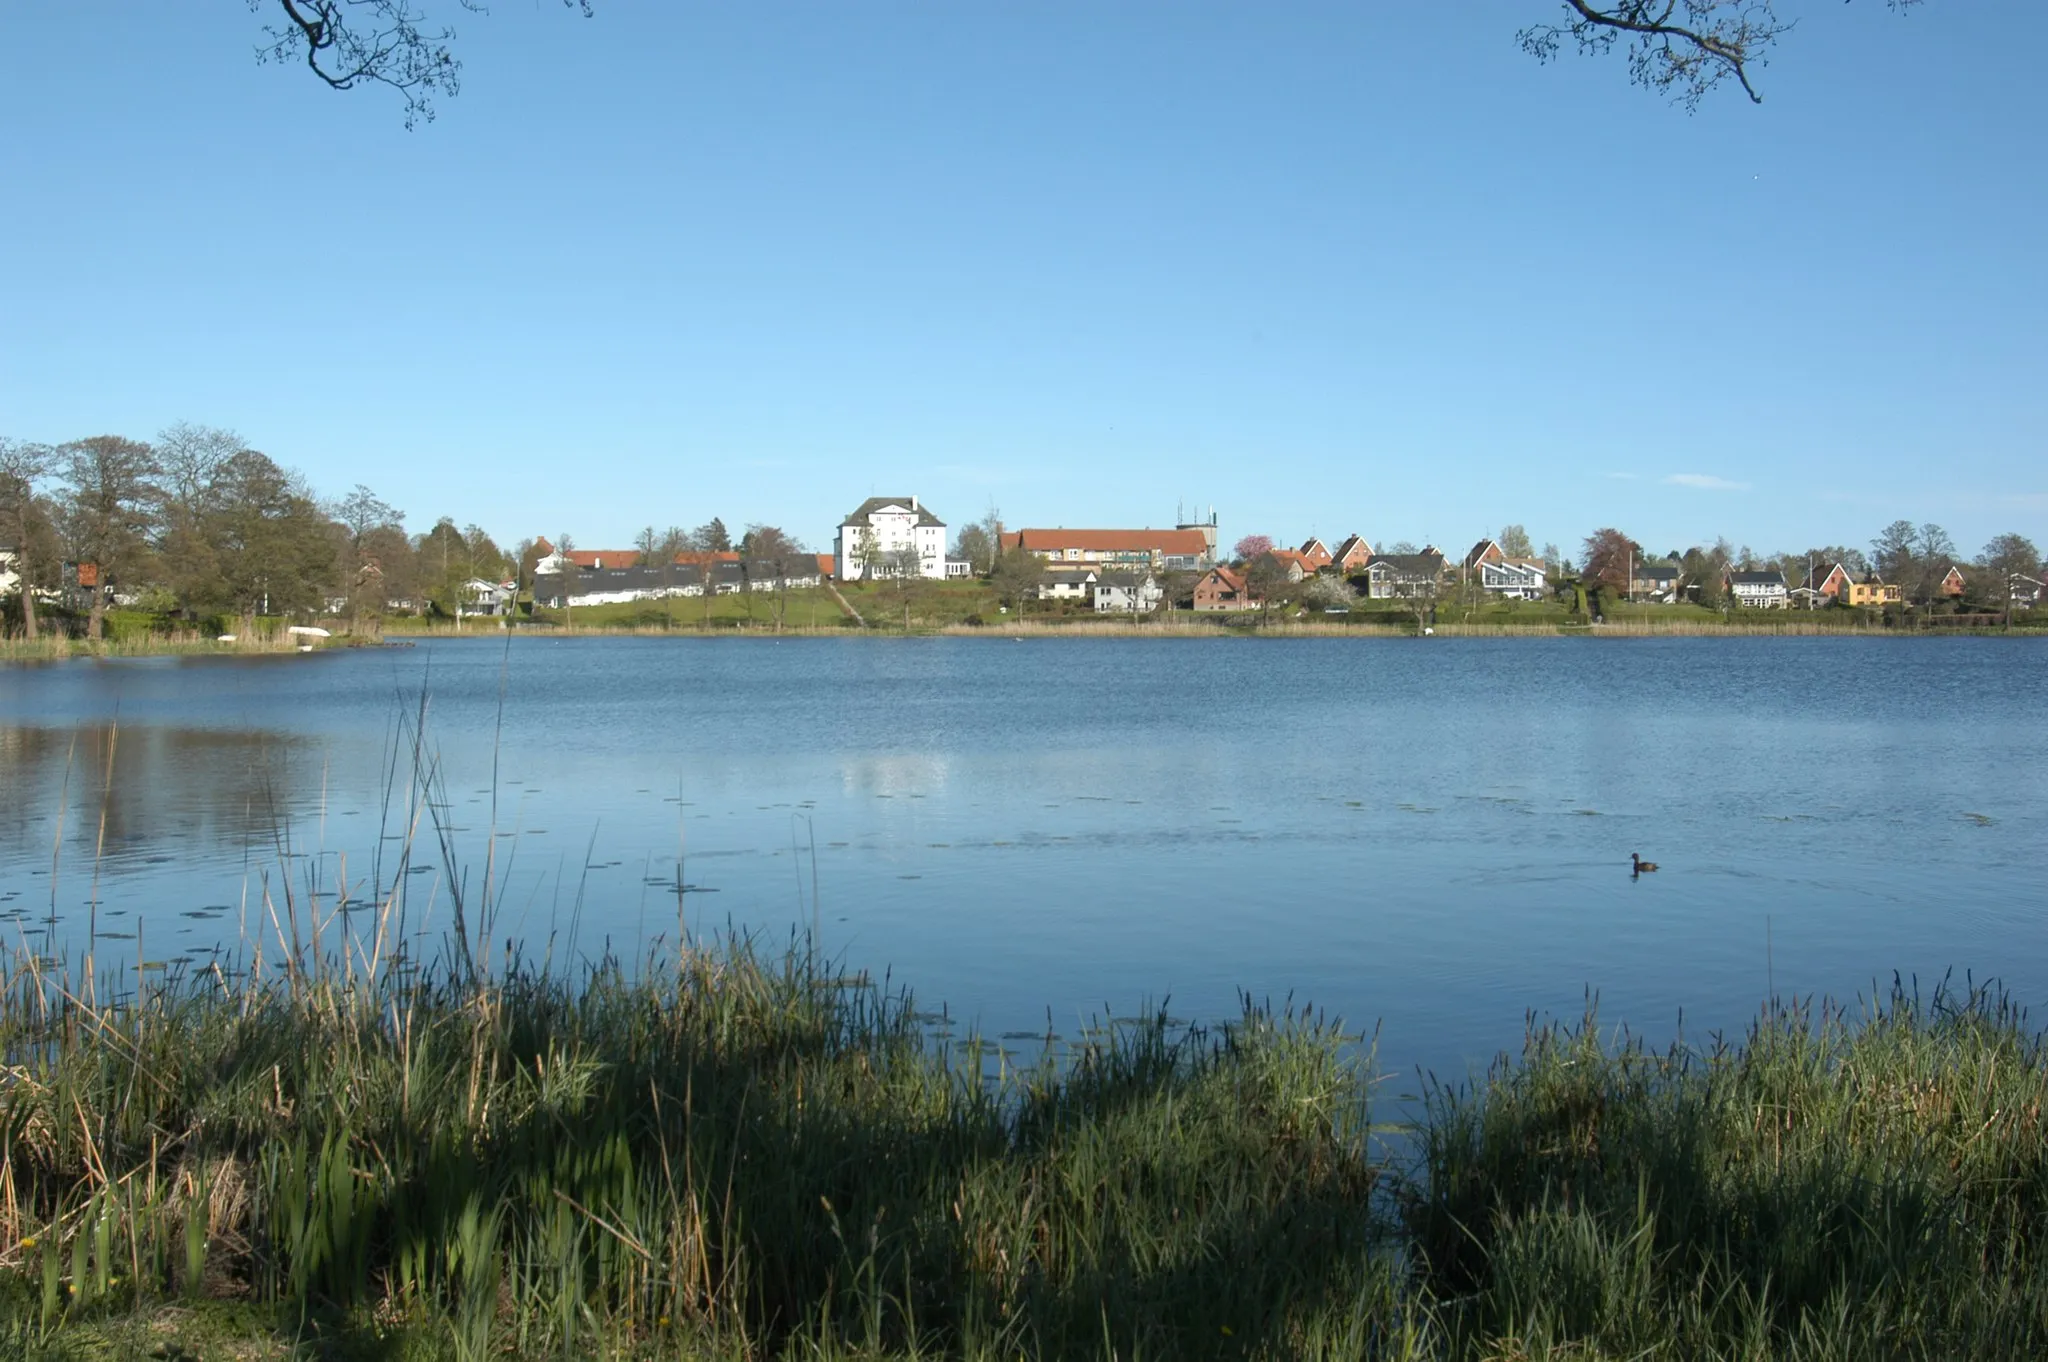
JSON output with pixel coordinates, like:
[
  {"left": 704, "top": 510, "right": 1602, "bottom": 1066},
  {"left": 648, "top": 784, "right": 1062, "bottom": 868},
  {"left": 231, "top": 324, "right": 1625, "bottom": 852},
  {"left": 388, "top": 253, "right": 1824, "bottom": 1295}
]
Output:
[
  {"left": 1296, "top": 538, "right": 1333, "bottom": 572},
  {"left": 1032, "top": 568, "right": 1099, "bottom": 602},
  {"left": 1627, "top": 560, "right": 1683, "bottom": 602},
  {"left": 1802, "top": 562, "right": 1852, "bottom": 602},
  {"left": 1192, "top": 565, "right": 1253, "bottom": 612},
  {"left": 1727, "top": 569, "right": 1789, "bottom": 609},
  {"left": 1364, "top": 550, "right": 1448, "bottom": 600},
  {"left": 835, "top": 497, "right": 947, "bottom": 581},
  {"left": 1092, "top": 571, "right": 1163, "bottom": 614}
]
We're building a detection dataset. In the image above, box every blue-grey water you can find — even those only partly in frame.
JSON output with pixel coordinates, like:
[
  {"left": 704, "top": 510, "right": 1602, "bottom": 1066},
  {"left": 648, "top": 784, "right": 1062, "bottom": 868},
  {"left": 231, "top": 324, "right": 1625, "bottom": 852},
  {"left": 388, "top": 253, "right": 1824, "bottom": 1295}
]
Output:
[{"left": 2, "top": 636, "right": 2042, "bottom": 1084}]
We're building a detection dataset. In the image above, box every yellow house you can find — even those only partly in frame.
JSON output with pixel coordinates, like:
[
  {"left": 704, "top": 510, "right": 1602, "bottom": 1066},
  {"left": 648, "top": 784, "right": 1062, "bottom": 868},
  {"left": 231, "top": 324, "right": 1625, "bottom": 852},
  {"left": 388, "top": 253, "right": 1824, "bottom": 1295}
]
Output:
[{"left": 1845, "top": 577, "right": 1903, "bottom": 607}]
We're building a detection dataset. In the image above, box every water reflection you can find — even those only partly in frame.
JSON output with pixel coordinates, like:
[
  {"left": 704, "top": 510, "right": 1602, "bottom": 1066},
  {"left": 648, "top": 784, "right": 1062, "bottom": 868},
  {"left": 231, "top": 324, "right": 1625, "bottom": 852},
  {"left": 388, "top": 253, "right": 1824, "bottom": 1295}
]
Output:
[{"left": 0, "top": 723, "right": 324, "bottom": 873}]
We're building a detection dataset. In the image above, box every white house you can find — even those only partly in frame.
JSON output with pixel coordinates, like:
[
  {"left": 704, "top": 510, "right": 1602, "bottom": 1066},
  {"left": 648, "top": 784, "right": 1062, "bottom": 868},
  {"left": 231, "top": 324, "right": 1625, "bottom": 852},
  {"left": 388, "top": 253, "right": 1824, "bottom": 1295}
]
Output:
[
  {"left": 462, "top": 579, "right": 517, "bottom": 617},
  {"left": 0, "top": 545, "right": 18, "bottom": 598},
  {"left": 835, "top": 497, "right": 948, "bottom": 581},
  {"left": 1033, "top": 568, "right": 1098, "bottom": 601},
  {"left": 1474, "top": 559, "right": 1547, "bottom": 600},
  {"left": 1092, "top": 573, "right": 1164, "bottom": 614},
  {"left": 1728, "top": 570, "right": 1789, "bottom": 609}
]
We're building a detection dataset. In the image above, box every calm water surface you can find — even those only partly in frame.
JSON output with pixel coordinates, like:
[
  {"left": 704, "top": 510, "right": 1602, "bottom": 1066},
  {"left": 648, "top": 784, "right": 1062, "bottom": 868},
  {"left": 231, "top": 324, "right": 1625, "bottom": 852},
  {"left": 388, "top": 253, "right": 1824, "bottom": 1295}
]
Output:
[{"left": 2, "top": 636, "right": 2042, "bottom": 1082}]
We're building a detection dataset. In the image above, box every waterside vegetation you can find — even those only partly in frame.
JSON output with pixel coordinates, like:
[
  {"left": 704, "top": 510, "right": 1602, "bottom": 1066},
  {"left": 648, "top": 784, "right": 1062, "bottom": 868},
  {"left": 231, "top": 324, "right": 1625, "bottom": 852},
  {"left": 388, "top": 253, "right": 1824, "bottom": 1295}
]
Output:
[{"left": 5, "top": 936, "right": 2048, "bottom": 1360}]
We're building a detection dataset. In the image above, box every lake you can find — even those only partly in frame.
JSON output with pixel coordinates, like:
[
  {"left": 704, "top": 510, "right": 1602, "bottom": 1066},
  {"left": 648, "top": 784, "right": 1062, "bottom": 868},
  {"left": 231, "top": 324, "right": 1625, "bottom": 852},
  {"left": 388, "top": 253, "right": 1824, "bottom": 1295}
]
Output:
[{"left": 2, "top": 635, "right": 2043, "bottom": 1085}]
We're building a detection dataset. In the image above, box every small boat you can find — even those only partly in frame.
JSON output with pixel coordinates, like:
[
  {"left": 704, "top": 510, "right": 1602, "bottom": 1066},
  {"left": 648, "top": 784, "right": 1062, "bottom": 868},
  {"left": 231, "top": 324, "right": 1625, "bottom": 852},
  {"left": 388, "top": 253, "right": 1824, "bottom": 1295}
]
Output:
[{"left": 285, "top": 626, "right": 331, "bottom": 638}]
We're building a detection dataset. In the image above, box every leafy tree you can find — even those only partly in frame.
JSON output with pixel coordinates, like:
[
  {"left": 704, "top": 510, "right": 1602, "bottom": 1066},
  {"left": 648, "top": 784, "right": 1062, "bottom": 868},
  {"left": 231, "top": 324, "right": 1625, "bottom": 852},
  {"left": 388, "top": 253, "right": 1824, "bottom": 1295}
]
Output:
[
  {"left": 1579, "top": 527, "right": 1641, "bottom": 596},
  {"left": 58, "top": 435, "right": 161, "bottom": 640},
  {"left": 415, "top": 517, "right": 472, "bottom": 616},
  {"left": 988, "top": 545, "right": 1046, "bottom": 611},
  {"left": 694, "top": 517, "right": 732, "bottom": 554},
  {"left": 203, "top": 450, "right": 336, "bottom": 624},
  {"left": 635, "top": 525, "right": 662, "bottom": 567},
  {"left": 741, "top": 524, "right": 805, "bottom": 630},
  {"left": 1799, "top": 545, "right": 1871, "bottom": 580},
  {"left": 334, "top": 484, "right": 405, "bottom": 632},
  {"left": 1498, "top": 524, "right": 1535, "bottom": 558},
  {"left": 1977, "top": 533, "right": 2043, "bottom": 624},
  {"left": 1871, "top": 519, "right": 1919, "bottom": 584},
  {"left": 1913, "top": 523, "right": 1958, "bottom": 600},
  {"left": 1232, "top": 534, "right": 1274, "bottom": 564},
  {"left": 953, "top": 523, "right": 995, "bottom": 576},
  {"left": 1244, "top": 554, "right": 1295, "bottom": 620},
  {"left": 553, "top": 531, "right": 580, "bottom": 624},
  {"left": 0, "top": 438, "right": 57, "bottom": 640}
]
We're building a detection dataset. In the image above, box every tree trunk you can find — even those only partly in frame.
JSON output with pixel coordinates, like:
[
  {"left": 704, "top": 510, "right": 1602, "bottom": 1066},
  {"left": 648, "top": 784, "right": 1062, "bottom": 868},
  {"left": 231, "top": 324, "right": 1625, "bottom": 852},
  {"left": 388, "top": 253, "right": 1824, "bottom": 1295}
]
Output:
[
  {"left": 18, "top": 571, "right": 37, "bottom": 641},
  {"left": 87, "top": 594, "right": 106, "bottom": 641}
]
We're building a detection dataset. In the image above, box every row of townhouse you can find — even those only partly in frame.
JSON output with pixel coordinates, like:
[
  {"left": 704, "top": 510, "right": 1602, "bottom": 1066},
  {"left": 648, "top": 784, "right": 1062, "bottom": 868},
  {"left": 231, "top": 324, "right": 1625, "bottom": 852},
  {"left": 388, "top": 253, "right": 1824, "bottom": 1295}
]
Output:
[{"left": 532, "top": 540, "right": 836, "bottom": 608}]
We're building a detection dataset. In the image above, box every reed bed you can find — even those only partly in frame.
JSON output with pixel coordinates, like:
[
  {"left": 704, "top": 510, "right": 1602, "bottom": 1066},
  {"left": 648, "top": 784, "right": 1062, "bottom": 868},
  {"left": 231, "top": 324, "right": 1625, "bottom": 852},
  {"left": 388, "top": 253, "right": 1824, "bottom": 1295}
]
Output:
[
  {"left": 6, "top": 948, "right": 2048, "bottom": 1359},
  {"left": 0, "top": 939, "right": 1395, "bottom": 1360}
]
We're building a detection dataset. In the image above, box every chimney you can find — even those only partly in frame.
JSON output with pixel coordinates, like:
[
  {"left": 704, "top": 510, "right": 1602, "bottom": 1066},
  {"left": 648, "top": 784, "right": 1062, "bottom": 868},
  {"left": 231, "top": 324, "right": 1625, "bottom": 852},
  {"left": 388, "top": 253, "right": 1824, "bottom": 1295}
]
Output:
[{"left": 912, "top": 495, "right": 919, "bottom": 511}]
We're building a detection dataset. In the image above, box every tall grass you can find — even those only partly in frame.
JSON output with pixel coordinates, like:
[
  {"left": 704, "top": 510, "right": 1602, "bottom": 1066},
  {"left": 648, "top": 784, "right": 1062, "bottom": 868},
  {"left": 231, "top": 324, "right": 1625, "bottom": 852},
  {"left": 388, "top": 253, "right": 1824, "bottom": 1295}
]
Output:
[
  {"left": 1408, "top": 983, "right": 2048, "bottom": 1359},
  {"left": 8, "top": 946, "right": 2048, "bottom": 1358},
  {"left": 0, "top": 939, "right": 1396, "bottom": 1359}
]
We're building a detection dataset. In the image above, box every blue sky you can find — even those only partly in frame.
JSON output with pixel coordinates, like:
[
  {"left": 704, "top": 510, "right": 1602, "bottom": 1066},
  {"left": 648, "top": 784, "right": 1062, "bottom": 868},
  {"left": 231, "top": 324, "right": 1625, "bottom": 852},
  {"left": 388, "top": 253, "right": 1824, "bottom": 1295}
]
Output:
[{"left": 3, "top": 2, "right": 2041, "bottom": 560}]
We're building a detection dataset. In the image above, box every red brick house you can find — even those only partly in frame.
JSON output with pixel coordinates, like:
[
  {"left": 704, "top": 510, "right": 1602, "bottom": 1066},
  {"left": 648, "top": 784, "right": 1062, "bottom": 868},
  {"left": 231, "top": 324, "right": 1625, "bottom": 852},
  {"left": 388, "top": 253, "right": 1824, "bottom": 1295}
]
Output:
[
  {"left": 1296, "top": 538, "right": 1333, "bottom": 572},
  {"left": 1332, "top": 535, "right": 1373, "bottom": 574},
  {"left": 1192, "top": 565, "right": 1253, "bottom": 612}
]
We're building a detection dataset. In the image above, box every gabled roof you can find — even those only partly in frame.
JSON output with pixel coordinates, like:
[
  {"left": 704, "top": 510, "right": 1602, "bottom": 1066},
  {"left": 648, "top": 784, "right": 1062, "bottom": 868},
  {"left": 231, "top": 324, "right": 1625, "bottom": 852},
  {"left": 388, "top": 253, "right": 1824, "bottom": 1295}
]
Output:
[
  {"left": 1367, "top": 552, "right": 1446, "bottom": 576},
  {"left": 1633, "top": 561, "right": 1682, "bottom": 581},
  {"left": 1298, "top": 537, "right": 1331, "bottom": 558},
  {"left": 843, "top": 497, "right": 945, "bottom": 528},
  {"left": 1464, "top": 539, "right": 1502, "bottom": 569},
  {"left": 1003, "top": 528, "right": 1211, "bottom": 556},
  {"left": 1043, "top": 568, "right": 1099, "bottom": 585},
  {"left": 1333, "top": 534, "right": 1371, "bottom": 555},
  {"left": 1803, "top": 562, "right": 1849, "bottom": 592},
  {"left": 1199, "top": 565, "right": 1247, "bottom": 592},
  {"left": 562, "top": 549, "right": 643, "bottom": 569}
]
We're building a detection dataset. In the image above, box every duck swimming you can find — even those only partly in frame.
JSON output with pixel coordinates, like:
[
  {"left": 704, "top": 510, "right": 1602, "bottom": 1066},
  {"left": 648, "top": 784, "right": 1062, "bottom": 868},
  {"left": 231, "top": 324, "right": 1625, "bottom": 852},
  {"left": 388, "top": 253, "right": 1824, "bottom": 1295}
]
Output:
[{"left": 1631, "top": 853, "right": 1659, "bottom": 874}]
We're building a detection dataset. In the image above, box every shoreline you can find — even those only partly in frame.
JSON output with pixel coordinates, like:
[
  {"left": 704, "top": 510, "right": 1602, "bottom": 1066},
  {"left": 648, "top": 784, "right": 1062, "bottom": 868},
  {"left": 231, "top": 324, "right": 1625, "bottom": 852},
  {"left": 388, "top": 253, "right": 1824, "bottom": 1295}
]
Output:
[{"left": 5, "top": 614, "right": 2041, "bottom": 660}]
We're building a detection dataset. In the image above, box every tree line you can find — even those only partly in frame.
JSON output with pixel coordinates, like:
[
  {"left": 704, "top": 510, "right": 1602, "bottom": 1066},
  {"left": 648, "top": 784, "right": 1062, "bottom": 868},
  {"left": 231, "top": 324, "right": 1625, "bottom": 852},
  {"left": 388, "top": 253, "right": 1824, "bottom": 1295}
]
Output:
[
  {"left": 1574, "top": 521, "right": 2042, "bottom": 610},
  {"left": 0, "top": 426, "right": 514, "bottom": 640}
]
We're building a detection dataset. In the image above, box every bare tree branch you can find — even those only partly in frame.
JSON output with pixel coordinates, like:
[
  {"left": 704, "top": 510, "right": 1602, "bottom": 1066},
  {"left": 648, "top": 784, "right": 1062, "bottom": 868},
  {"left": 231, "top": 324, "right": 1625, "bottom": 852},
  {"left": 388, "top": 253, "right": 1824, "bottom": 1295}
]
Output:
[
  {"left": 1519, "top": 0, "right": 1925, "bottom": 110},
  {"left": 251, "top": 0, "right": 592, "bottom": 128}
]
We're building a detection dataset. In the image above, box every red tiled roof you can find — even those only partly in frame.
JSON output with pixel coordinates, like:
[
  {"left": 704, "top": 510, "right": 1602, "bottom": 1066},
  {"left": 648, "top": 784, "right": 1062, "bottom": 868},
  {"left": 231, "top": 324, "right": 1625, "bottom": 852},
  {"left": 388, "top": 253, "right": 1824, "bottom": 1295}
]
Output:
[
  {"left": 815, "top": 553, "right": 836, "bottom": 578},
  {"left": 76, "top": 562, "right": 100, "bottom": 587},
  {"left": 672, "top": 551, "right": 742, "bottom": 567},
  {"left": 1199, "top": 566, "right": 1247, "bottom": 592},
  {"left": 1003, "top": 528, "right": 1211, "bottom": 556},
  {"left": 565, "top": 549, "right": 642, "bottom": 569}
]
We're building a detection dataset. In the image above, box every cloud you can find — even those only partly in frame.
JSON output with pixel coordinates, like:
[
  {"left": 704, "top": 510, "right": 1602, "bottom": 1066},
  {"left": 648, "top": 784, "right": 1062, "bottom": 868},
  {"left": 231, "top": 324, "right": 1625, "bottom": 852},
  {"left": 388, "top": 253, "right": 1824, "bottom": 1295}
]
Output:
[{"left": 1664, "top": 473, "right": 1752, "bottom": 492}]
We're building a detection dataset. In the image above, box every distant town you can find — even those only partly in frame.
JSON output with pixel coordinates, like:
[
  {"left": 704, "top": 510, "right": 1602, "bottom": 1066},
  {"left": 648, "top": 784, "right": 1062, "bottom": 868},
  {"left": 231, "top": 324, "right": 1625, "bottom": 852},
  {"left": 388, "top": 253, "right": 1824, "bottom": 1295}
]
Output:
[{"left": 2, "top": 430, "right": 2044, "bottom": 639}]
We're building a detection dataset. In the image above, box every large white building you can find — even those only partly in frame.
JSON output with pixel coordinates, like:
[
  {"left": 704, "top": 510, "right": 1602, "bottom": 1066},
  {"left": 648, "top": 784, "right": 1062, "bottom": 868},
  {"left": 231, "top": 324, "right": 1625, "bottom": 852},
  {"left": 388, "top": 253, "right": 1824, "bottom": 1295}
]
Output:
[{"left": 835, "top": 497, "right": 948, "bottom": 581}]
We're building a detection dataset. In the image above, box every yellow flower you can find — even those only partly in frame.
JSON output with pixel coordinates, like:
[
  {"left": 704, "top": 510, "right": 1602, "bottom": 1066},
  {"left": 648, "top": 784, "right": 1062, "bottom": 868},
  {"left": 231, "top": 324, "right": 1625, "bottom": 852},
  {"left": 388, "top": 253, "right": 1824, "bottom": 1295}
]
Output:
[
  {"left": 18, "top": 1238, "right": 33, "bottom": 1249},
  {"left": 1221, "top": 1325, "right": 1234, "bottom": 1336}
]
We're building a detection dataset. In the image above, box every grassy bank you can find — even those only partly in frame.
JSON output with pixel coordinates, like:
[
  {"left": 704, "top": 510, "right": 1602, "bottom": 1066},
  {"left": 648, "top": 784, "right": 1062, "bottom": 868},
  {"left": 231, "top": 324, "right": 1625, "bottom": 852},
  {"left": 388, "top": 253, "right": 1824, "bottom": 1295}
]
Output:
[{"left": 5, "top": 941, "right": 2047, "bottom": 1360}]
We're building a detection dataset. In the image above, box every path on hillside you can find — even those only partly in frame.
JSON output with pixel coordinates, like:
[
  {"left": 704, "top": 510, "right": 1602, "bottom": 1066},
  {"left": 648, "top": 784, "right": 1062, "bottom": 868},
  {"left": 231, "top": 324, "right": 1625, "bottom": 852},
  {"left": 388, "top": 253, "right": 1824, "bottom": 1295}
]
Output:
[{"left": 823, "top": 579, "right": 865, "bottom": 627}]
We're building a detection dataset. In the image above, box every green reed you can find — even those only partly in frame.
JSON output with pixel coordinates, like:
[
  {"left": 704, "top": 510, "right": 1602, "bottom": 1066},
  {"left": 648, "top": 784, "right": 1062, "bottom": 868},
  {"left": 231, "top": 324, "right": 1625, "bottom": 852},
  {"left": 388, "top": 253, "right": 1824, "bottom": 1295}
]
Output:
[{"left": 0, "top": 937, "right": 1403, "bottom": 1360}]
